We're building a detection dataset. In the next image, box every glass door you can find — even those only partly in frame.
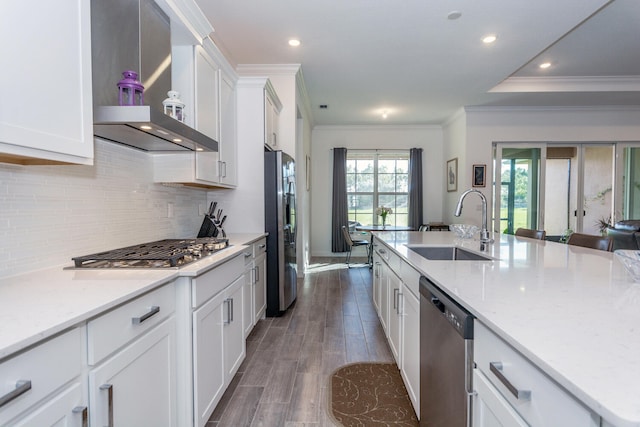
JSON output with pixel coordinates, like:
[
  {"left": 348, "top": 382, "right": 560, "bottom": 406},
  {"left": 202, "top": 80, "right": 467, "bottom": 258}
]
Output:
[
  {"left": 494, "top": 143, "right": 616, "bottom": 240},
  {"left": 493, "top": 145, "right": 544, "bottom": 235},
  {"left": 616, "top": 145, "right": 640, "bottom": 221}
]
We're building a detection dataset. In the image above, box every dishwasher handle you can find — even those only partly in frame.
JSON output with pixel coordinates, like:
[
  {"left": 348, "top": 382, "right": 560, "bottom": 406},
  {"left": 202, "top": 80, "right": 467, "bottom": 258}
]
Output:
[{"left": 431, "top": 296, "right": 445, "bottom": 313}]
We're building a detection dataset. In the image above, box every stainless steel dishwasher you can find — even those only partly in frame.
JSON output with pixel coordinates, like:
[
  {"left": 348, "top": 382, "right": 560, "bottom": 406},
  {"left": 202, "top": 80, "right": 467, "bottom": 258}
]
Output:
[{"left": 419, "top": 276, "right": 474, "bottom": 427}]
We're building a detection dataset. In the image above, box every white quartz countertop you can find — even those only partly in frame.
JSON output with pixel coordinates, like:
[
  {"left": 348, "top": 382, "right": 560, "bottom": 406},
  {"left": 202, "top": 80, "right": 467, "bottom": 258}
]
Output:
[
  {"left": 375, "top": 230, "right": 640, "bottom": 427},
  {"left": 0, "top": 233, "right": 266, "bottom": 361}
]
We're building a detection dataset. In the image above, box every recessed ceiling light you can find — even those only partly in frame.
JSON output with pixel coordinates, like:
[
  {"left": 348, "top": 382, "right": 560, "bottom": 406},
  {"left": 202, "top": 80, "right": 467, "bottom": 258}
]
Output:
[
  {"left": 447, "top": 11, "right": 462, "bottom": 20},
  {"left": 382, "top": 110, "right": 388, "bottom": 119},
  {"left": 288, "top": 39, "right": 300, "bottom": 47},
  {"left": 539, "top": 62, "right": 551, "bottom": 69},
  {"left": 482, "top": 35, "right": 497, "bottom": 44},
  {"left": 173, "top": 138, "right": 182, "bottom": 143},
  {"left": 140, "top": 125, "right": 152, "bottom": 130}
]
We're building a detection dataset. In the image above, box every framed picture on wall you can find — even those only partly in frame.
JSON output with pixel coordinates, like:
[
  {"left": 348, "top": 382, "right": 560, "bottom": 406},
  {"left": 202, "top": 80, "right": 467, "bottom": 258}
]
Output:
[
  {"left": 446, "top": 158, "right": 458, "bottom": 192},
  {"left": 473, "top": 164, "right": 486, "bottom": 187}
]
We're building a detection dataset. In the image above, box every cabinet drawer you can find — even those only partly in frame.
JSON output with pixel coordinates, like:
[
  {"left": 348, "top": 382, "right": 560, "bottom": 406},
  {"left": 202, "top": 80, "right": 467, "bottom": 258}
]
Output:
[
  {"left": 253, "top": 238, "right": 267, "bottom": 257},
  {"left": 400, "top": 262, "right": 420, "bottom": 298},
  {"left": 192, "top": 253, "right": 244, "bottom": 308},
  {"left": 0, "top": 328, "right": 82, "bottom": 425},
  {"left": 87, "top": 282, "right": 175, "bottom": 365},
  {"left": 474, "top": 322, "right": 599, "bottom": 426}
]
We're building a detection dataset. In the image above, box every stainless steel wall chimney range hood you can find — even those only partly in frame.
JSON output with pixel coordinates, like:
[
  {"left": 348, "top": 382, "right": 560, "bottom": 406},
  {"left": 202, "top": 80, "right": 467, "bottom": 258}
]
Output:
[{"left": 90, "top": 0, "right": 218, "bottom": 152}]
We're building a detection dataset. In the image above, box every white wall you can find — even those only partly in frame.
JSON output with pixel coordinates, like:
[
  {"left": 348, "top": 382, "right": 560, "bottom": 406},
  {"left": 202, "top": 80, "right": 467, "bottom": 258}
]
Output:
[
  {"left": 461, "top": 106, "right": 640, "bottom": 229},
  {"left": 0, "top": 139, "right": 207, "bottom": 278},
  {"left": 310, "top": 125, "right": 444, "bottom": 257}
]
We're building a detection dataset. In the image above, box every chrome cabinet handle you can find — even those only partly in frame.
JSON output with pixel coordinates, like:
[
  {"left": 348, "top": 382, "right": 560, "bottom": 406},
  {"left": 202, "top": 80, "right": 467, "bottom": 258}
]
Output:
[
  {"left": 397, "top": 293, "right": 403, "bottom": 315},
  {"left": 230, "top": 298, "right": 234, "bottom": 322},
  {"left": 224, "top": 298, "right": 232, "bottom": 324},
  {"left": 489, "top": 362, "right": 531, "bottom": 400},
  {"left": 254, "top": 265, "right": 260, "bottom": 283},
  {"left": 132, "top": 306, "right": 160, "bottom": 325},
  {"left": 374, "top": 262, "right": 380, "bottom": 277},
  {"left": 393, "top": 288, "right": 399, "bottom": 309},
  {"left": 0, "top": 380, "right": 31, "bottom": 407},
  {"left": 244, "top": 251, "right": 252, "bottom": 258},
  {"left": 222, "top": 161, "right": 227, "bottom": 178},
  {"left": 258, "top": 243, "right": 266, "bottom": 249},
  {"left": 100, "top": 384, "right": 113, "bottom": 427},
  {"left": 72, "top": 406, "right": 88, "bottom": 427},
  {"left": 379, "top": 249, "right": 387, "bottom": 254}
]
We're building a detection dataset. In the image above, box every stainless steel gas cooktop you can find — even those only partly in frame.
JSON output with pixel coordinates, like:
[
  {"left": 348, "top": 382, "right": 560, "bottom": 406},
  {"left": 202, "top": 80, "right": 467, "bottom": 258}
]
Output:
[{"left": 70, "top": 238, "right": 229, "bottom": 269}]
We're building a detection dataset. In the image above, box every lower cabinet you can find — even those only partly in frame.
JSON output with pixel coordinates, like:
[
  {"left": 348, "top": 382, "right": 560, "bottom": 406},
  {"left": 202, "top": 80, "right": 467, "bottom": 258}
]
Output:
[
  {"left": 242, "top": 238, "right": 267, "bottom": 338},
  {"left": 191, "top": 253, "right": 246, "bottom": 427},
  {"left": 387, "top": 268, "right": 402, "bottom": 362},
  {"left": 372, "top": 238, "right": 420, "bottom": 418},
  {"left": 400, "top": 283, "right": 420, "bottom": 418},
  {"left": 0, "top": 328, "right": 85, "bottom": 427},
  {"left": 473, "top": 321, "right": 600, "bottom": 427},
  {"left": 87, "top": 281, "right": 177, "bottom": 427},
  {"left": 88, "top": 318, "right": 177, "bottom": 427}
]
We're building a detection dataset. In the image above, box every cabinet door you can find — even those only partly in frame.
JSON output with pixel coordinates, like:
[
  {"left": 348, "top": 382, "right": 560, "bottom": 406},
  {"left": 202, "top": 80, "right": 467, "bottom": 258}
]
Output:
[
  {"left": 473, "top": 369, "right": 528, "bottom": 427},
  {"left": 401, "top": 286, "right": 420, "bottom": 418},
  {"left": 387, "top": 268, "right": 402, "bottom": 363},
  {"left": 223, "top": 276, "right": 245, "bottom": 383},
  {"left": 0, "top": 0, "right": 93, "bottom": 164},
  {"left": 219, "top": 71, "right": 237, "bottom": 186},
  {"left": 372, "top": 254, "right": 381, "bottom": 312},
  {"left": 243, "top": 260, "right": 255, "bottom": 338},
  {"left": 89, "top": 318, "right": 177, "bottom": 427},
  {"left": 11, "top": 382, "right": 86, "bottom": 427},
  {"left": 254, "top": 253, "right": 267, "bottom": 321},
  {"left": 194, "top": 46, "right": 220, "bottom": 141},
  {"left": 379, "top": 261, "right": 389, "bottom": 332},
  {"left": 193, "top": 292, "right": 225, "bottom": 427}
]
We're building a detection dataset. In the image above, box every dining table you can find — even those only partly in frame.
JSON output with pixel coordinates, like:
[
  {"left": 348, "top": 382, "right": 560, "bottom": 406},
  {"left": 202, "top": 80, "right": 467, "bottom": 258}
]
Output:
[{"left": 354, "top": 225, "right": 414, "bottom": 266}]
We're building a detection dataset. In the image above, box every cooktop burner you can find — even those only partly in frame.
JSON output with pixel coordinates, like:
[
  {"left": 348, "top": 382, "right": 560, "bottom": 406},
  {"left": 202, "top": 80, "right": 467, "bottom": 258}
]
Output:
[{"left": 70, "top": 238, "right": 230, "bottom": 269}]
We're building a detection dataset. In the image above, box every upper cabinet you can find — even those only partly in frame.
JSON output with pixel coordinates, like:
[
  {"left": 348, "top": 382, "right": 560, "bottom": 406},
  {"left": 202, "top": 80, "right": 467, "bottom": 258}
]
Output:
[
  {"left": 0, "top": 1, "right": 94, "bottom": 165},
  {"left": 264, "top": 87, "right": 282, "bottom": 151},
  {"left": 153, "top": 34, "right": 237, "bottom": 188}
]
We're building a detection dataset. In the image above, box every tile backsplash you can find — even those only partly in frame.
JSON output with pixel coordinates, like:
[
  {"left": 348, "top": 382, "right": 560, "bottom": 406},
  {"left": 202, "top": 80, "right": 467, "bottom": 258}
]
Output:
[{"left": 0, "top": 139, "right": 207, "bottom": 278}]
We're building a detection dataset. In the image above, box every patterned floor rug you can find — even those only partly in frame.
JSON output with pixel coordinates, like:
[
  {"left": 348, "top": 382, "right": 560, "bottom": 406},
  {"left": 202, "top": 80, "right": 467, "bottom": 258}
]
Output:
[{"left": 328, "top": 362, "right": 419, "bottom": 426}]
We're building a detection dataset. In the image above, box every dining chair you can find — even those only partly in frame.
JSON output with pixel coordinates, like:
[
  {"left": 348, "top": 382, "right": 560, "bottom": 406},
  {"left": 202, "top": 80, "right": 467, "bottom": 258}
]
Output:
[
  {"left": 418, "top": 224, "right": 429, "bottom": 231},
  {"left": 566, "top": 232, "right": 613, "bottom": 252},
  {"left": 341, "top": 225, "right": 370, "bottom": 267},
  {"left": 514, "top": 227, "right": 546, "bottom": 240}
]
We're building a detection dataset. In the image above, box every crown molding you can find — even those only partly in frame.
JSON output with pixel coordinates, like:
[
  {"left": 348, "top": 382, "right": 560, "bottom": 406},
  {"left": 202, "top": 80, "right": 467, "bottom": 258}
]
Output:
[{"left": 490, "top": 76, "right": 640, "bottom": 93}]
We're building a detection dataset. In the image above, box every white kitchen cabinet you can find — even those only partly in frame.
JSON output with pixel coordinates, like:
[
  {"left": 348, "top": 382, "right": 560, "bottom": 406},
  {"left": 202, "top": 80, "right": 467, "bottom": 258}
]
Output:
[
  {"left": 0, "top": 328, "right": 85, "bottom": 427},
  {"left": 400, "top": 282, "right": 420, "bottom": 418},
  {"left": 242, "top": 238, "right": 267, "bottom": 338},
  {"left": 253, "top": 250, "right": 267, "bottom": 322},
  {"left": 264, "top": 88, "right": 281, "bottom": 150},
  {"left": 191, "top": 254, "right": 245, "bottom": 427},
  {"left": 0, "top": 0, "right": 93, "bottom": 165},
  {"left": 10, "top": 382, "right": 86, "bottom": 427},
  {"left": 219, "top": 69, "right": 238, "bottom": 186},
  {"left": 474, "top": 321, "right": 600, "bottom": 427},
  {"left": 371, "top": 236, "right": 420, "bottom": 419},
  {"left": 155, "top": 41, "right": 238, "bottom": 189},
  {"left": 88, "top": 283, "right": 177, "bottom": 427},
  {"left": 387, "top": 268, "right": 402, "bottom": 363}
]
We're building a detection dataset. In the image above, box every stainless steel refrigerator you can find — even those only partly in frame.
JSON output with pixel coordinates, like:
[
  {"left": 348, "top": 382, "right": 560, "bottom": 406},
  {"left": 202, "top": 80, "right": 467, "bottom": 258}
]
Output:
[{"left": 264, "top": 150, "right": 297, "bottom": 316}]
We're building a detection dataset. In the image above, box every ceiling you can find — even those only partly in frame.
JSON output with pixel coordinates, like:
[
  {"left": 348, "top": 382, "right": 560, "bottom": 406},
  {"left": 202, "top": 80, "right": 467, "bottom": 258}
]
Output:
[{"left": 196, "top": 0, "right": 640, "bottom": 126}]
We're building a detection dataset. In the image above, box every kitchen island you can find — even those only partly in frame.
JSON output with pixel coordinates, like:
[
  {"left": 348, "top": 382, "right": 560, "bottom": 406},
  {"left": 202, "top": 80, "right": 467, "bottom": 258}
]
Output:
[{"left": 374, "top": 230, "right": 640, "bottom": 427}]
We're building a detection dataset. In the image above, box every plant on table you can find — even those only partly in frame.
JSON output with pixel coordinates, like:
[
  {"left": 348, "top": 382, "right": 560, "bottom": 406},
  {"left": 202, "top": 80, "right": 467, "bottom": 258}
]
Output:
[{"left": 376, "top": 206, "right": 393, "bottom": 227}]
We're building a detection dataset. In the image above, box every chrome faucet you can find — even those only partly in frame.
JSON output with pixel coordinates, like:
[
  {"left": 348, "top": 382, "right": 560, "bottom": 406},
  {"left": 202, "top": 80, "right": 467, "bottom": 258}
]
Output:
[{"left": 454, "top": 189, "right": 493, "bottom": 246}]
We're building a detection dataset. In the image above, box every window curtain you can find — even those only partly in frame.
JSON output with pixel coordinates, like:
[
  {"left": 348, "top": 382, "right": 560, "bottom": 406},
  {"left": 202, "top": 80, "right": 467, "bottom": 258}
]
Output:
[
  {"left": 332, "top": 148, "right": 349, "bottom": 252},
  {"left": 408, "top": 148, "right": 424, "bottom": 230}
]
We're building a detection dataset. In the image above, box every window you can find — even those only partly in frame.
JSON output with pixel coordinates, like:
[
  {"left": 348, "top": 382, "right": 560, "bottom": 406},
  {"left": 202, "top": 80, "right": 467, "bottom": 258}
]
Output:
[{"left": 346, "top": 151, "right": 409, "bottom": 226}]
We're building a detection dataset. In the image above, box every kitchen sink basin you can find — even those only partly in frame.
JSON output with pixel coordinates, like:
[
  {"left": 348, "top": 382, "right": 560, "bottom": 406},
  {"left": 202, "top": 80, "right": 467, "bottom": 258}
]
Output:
[{"left": 406, "top": 246, "right": 493, "bottom": 261}]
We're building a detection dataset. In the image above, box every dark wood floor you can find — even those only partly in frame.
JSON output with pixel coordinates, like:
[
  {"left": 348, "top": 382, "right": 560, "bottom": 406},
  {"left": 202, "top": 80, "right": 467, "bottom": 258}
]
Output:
[{"left": 206, "top": 257, "right": 394, "bottom": 426}]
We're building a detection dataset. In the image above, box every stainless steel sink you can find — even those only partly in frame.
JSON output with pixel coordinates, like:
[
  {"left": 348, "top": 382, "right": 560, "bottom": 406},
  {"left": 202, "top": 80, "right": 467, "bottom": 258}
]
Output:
[{"left": 407, "top": 246, "right": 492, "bottom": 261}]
